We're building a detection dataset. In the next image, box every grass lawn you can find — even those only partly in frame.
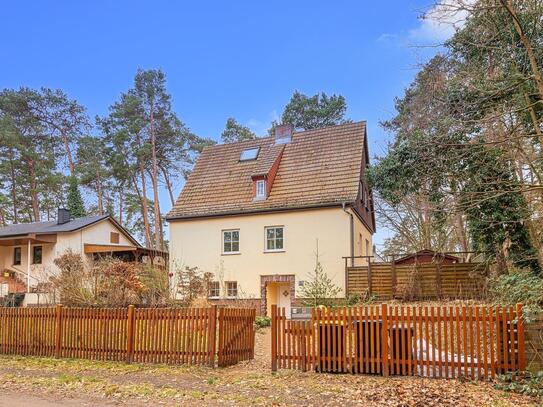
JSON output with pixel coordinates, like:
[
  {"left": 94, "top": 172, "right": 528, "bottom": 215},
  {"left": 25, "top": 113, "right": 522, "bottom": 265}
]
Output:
[{"left": 0, "top": 327, "right": 538, "bottom": 406}]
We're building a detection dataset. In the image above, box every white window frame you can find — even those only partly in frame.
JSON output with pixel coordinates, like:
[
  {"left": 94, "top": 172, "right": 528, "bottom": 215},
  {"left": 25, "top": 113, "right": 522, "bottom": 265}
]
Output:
[
  {"left": 208, "top": 281, "right": 220, "bottom": 298},
  {"left": 256, "top": 179, "right": 266, "bottom": 199},
  {"left": 226, "top": 281, "right": 238, "bottom": 298},
  {"left": 222, "top": 229, "right": 240, "bottom": 254},
  {"left": 264, "top": 226, "right": 285, "bottom": 252}
]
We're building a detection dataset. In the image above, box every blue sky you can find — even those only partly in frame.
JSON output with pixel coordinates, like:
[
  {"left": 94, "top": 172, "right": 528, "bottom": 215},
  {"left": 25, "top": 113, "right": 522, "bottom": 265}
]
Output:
[{"left": 0, "top": 1, "right": 452, "bottom": 249}]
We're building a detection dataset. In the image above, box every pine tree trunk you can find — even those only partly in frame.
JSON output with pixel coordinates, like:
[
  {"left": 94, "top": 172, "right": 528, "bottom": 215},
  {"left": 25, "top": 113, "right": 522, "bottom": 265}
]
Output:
[
  {"left": 62, "top": 129, "right": 75, "bottom": 175},
  {"left": 149, "top": 104, "right": 164, "bottom": 250},
  {"left": 8, "top": 148, "right": 18, "bottom": 224},
  {"left": 161, "top": 165, "right": 176, "bottom": 206},
  {"left": 96, "top": 169, "right": 104, "bottom": 215},
  {"left": 139, "top": 161, "right": 152, "bottom": 248},
  {"left": 28, "top": 158, "right": 40, "bottom": 222},
  {"left": 118, "top": 189, "right": 123, "bottom": 226}
]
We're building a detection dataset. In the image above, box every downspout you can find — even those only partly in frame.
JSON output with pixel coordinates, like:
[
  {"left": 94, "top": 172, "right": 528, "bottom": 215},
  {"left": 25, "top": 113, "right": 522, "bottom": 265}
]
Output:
[{"left": 342, "top": 202, "right": 354, "bottom": 267}]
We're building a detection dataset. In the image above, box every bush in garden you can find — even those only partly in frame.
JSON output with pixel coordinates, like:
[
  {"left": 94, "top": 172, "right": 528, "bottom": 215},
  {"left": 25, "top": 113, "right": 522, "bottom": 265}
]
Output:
[
  {"left": 488, "top": 268, "right": 543, "bottom": 321},
  {"left": 255, "top": 315, "right": 271, "bottom": 329}
]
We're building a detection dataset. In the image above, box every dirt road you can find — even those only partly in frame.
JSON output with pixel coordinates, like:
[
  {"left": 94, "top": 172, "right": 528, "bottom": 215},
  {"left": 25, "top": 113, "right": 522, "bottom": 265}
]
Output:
[{"left": 0, "top": 328, "right": 537, "bottom": 406}]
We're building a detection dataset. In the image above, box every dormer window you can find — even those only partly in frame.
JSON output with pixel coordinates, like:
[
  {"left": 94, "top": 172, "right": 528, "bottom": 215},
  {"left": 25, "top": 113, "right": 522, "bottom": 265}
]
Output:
[
  {"left": 240, "top": 147, "right": 260, "bottom": 161},
  {"left": 256, "top": 179, "right": 266, "bottom": 199}
]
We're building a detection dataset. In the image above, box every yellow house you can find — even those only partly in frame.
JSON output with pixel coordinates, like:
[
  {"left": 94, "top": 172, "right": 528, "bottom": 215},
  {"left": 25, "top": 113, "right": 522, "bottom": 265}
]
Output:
[
  {"left": 167, "top": 122, "right": 375, "bottom": 315},
  {"left": 0, "top": 209, "right": 158, "bottom": 306}
]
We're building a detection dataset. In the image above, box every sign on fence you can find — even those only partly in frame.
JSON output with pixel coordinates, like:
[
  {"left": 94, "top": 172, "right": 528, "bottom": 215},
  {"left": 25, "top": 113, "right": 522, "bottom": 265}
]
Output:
[
  {"left": 271, "top": 304, "right": 525, "bottom": 380},
  {"left": 0, "top": 305, "right": 256, "bottom": 368}
]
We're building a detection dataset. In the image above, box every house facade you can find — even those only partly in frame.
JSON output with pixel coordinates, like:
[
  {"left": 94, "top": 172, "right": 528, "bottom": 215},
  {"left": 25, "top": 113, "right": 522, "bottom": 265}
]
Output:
[
  {"left": 0, "top": 209, "right": 155, "bottom": 306},
  {"left": 167, "top": 122, "right": 375, "bottom": 315}
]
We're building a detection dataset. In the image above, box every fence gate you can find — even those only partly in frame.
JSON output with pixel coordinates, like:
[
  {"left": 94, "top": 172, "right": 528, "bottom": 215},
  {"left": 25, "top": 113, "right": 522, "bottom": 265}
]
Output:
[
  {"left": 271, "top": 304, "right": 525, "bottom": 379},
  {"left": 218, "top": 307, "right": 256, "bottom": 367}
]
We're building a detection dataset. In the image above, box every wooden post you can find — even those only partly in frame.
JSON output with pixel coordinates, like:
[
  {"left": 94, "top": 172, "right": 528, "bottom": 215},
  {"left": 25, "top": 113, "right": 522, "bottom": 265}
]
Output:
[
  {"left": 271, "top": 304, "right": 277, "bottom": 372},
  {"left": 126, "top": 305, "right": 135, "bottom": 363},
  {"left": 516, "top": 303, "right": 526, "bottom": 372},
  {"left": 391, "top": 255, "right": 397, "bottom": 298},
  {"left": 381, "top": 303, "right": 389, "bottom": 376},
  {"left": 55, "top": 304, "right": 62, "bottom": 358},
  {"left": 208, "top": 305, "right": 218, "bottom": 367},
  {"left": 367, "top": 257, "right": 373, "bottom": 296},
  {"left": 436, "top": 254, "right": 443, "bottom": 299},
  {"left": 345, "top": 259, "right": 349, "bottom": 296}
]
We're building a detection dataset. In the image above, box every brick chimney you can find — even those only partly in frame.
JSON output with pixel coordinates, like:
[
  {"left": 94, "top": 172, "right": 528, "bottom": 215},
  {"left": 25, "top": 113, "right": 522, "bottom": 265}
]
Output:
[
  {"left": 274, "top": 124, "right": 293, "bottom": 145},
  {"left": 57, "top": 208, "right": 71, "bottom": 225}
]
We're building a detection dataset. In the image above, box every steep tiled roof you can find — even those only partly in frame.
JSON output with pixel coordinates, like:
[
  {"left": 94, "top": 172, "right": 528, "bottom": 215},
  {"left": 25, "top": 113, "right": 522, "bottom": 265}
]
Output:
[{"left": 167, "top": 121, "right": 366, "bottom": 219}]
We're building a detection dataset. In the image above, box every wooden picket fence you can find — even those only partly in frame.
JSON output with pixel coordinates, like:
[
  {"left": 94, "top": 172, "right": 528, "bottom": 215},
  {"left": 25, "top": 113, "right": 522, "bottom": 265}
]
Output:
[
  {"left": 271, "top": 304, "right": 526, "bottom": 380},
  {"left": 0, "top": 306, "right": 255, "bottom": 367}
]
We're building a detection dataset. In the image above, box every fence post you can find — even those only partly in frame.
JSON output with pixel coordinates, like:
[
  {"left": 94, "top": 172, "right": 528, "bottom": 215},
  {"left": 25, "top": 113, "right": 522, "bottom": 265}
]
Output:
[
  {"left": 126, "top": 305, "right": 135, "bottom": 363},
  {"left": 516, "top": 303, "right": 526, "bottom": 372},
  {"left": 209, "top": 305, "right": 218, "bottom": 367},
  {"left": 391, "top": 255, "right": 397, "bottom": 298},
  {"left": 217, "top": 307, "right": 225, "bottom": 367},
  {"left": 271, "top": 304, "right": 277, "bottom": 372},
  {"left": 367, "top": 258, "right": 373, "bottom": 296},
  {"left": 55, "top": 304, "right": 62, "bottom": 358},
  {"left": 436, "top": 255, "right": 443, "bottom": 299},
  {"left": 381, "top": 303, "right": 389, "bottom": 376}
]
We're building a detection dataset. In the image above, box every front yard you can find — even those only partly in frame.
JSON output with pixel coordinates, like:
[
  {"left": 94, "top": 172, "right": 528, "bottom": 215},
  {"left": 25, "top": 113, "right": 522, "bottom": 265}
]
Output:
[{"left": 0, "top": 327, "right": 538, "bottom": 406}]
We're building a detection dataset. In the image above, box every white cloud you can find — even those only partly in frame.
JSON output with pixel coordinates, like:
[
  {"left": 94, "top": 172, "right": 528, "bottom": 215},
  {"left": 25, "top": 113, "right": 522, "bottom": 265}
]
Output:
[
  {"left": 408, "top": 1, "right": 470, "bottom": 44},
  {"left": 247, "top": 110, "right": 280, "bottom": 136}
]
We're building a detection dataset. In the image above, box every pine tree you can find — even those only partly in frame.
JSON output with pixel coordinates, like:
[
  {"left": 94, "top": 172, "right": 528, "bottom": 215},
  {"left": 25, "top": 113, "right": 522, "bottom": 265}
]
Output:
[{"left": 67, "top": 176, "right": 86, "bottom": 218}]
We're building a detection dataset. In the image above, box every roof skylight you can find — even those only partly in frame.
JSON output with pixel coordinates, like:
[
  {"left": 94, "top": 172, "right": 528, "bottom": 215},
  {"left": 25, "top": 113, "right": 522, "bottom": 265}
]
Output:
[{"left": 239, "top": 147, "right": 260, "bottom": 161}]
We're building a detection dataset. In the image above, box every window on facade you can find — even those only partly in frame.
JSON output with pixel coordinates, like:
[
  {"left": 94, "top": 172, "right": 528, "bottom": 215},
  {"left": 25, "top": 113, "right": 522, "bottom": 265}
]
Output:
[
  {"left": 208, "top": 281, "right": 220, "bottom": 298},
  {"left": 240, "top": 147, "right": 260, "bottom": 161},
  {"left": 226, "top": 281, "right": 238, "bottom": 298},
  {"left": 13, "top": 247, "right": 21, "bottom": 266},
  {"left": 256, "top": 179, "right": 266, "bottom": 199},
  {"left": 110, "top": 232, "right": 120, "bottom": 244},
  {"left": 32, "top": 246, "right": 42, "bottom": 265},
  {"left": 223, "top": 230, "right": 240, "bottom": 253},
  {"left": 365, "top": 239, "right": 370, "bottom": 257},
  {"left": 265, "top": 226, "right": 284, "bottom": 251}
]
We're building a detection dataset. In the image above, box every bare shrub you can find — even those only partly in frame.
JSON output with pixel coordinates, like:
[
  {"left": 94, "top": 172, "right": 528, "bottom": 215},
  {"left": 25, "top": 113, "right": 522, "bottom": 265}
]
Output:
[
  {"left": 52, "top": 251, "right": 171, "bottom": 307},
  {"left": 396, "top": 267, "right": 422, "bottom": 301},
  {"left": 52, "top": 250, "right": 94, "bottom": 306},
  {"left": 175, "top": 265, "right": 213, "bottom": 307}
]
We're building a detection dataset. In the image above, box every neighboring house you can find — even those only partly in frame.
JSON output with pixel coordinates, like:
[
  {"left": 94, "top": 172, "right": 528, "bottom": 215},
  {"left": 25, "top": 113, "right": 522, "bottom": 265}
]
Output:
[
  {"left": 0, "top": 209, "right": 159, "bottom": 306},
  {"left": 167, "top": 121, "right": 375, "bottom": 316}
]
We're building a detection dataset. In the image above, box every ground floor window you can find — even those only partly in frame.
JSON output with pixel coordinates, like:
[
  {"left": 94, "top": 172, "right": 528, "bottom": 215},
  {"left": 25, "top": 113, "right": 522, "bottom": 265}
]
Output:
[
  {"left": 32, "top": 246, "right": 42, "bottom": 265},
  {"left": 208, "top": 281, "right": 220, "bottom": 298},
  {"left": 13, "top": 247, "right": 21, "bottom": 265},
  {"left": 226, "top": 281, "right": 238, "bottom": 298}
]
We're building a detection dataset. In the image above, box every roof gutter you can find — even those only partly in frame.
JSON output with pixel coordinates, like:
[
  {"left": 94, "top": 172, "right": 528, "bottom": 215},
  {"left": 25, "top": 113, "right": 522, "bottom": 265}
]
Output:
[
  {"left": 166, "top": 202, "right": 347, "bottom": 222},
  {"left": 342, "top": 202, "right": 354, "bottom": 267}
]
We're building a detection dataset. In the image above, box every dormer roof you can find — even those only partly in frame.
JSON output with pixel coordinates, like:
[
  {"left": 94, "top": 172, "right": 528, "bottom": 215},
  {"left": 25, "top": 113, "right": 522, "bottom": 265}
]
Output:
[{"left": 167, "top": 121, "right": 370, "bottom": 224}]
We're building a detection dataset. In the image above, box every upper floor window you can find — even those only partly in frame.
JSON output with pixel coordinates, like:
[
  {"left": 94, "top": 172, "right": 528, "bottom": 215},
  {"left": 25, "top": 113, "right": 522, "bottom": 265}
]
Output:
[
  {"left": 226, "top": 281, "right": 238, "bottom": 298},
  {"left": 32, "top": 246, "right": 42, "bottom": 265},
  {"left": 265, "top": 226, "right": 284, "bottom": 252},
  {"left": 222, "top": 230, "right": 240, "bottom": 254},
  {"left": 110, "top": 232, "right": 120, "bottom": 244},
  {"left": 256, "top": 179, "right": 266, "bottom": 199},
  {"left": 13, "top": 247, "right": 21, "bottom": 266},
  {"left": 208, "top": 281, "right": 220, "bottom": 298}
]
